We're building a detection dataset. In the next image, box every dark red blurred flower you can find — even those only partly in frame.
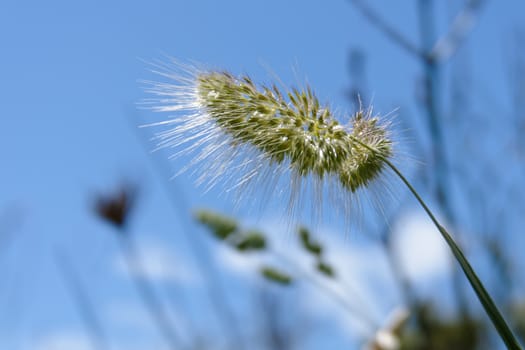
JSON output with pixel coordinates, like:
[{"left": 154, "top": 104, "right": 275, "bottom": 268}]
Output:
[{"left": 94, "top": 185, "right": 137, "bottom": 229}]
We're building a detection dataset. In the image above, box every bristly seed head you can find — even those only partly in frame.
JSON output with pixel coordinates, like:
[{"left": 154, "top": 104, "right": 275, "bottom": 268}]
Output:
[
  {"left": 195, "top": 71, "right": 392, "bottom": 192},
  {"left": 142, "top": 61, "right": 394, "bottom": 221}
]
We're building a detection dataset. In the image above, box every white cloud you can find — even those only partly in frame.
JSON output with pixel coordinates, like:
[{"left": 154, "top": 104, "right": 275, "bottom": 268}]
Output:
[
  {"left": 114, "top": 240, "right": 201, "bottom": 285},
  {"left": 32, "top": 331, "right": 94, "bottom": 350},
  {"left": 392, "top": 211, "right": 451, "bottom": 282},
  {"left": 214, "top": 245, "right": 262, "bottom": 275}
]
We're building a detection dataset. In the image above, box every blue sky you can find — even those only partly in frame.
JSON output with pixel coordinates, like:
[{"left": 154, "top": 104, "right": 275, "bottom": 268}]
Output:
[{"left": 1, "top": 1, "right": 524, "bottom": 349}]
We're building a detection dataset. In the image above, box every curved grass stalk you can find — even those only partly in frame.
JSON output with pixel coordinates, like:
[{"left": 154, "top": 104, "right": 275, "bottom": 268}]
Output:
[
  {"left": 349, "top": 134, "right": 522, "bottom": 349},
  {"left": 384, "top": 159, "right": 521, "bottom": 350}
]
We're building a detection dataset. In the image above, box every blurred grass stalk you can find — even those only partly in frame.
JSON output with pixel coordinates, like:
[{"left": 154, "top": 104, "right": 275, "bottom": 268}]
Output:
[
  {"left": 94, "top": 185, "right": 184, "bottom": 350},
  {"left": 54, "top": 250, "right": 110, "bottom": 350},
  {"left": 117, "top": 235, "right": 185, "bottom": 350}
]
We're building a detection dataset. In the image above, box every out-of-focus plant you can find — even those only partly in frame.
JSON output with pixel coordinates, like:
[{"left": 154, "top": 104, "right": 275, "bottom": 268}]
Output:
[
  {"left": 94, "top": 183, "right": 184, "bottom": 350},
  {"left": 195, "top": 208, "right": 380, "bottom": 330},
  {"left": 397, "top": 303, "right": 485, "bottom": 350},
  {"left": 195, "top": 209, "right": 291, "bottom": 286}
]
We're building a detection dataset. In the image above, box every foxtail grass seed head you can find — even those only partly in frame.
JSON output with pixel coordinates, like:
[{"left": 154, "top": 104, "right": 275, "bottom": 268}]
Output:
[{"left": 142, "top": 60, "right": 394, "bottom": 222}]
